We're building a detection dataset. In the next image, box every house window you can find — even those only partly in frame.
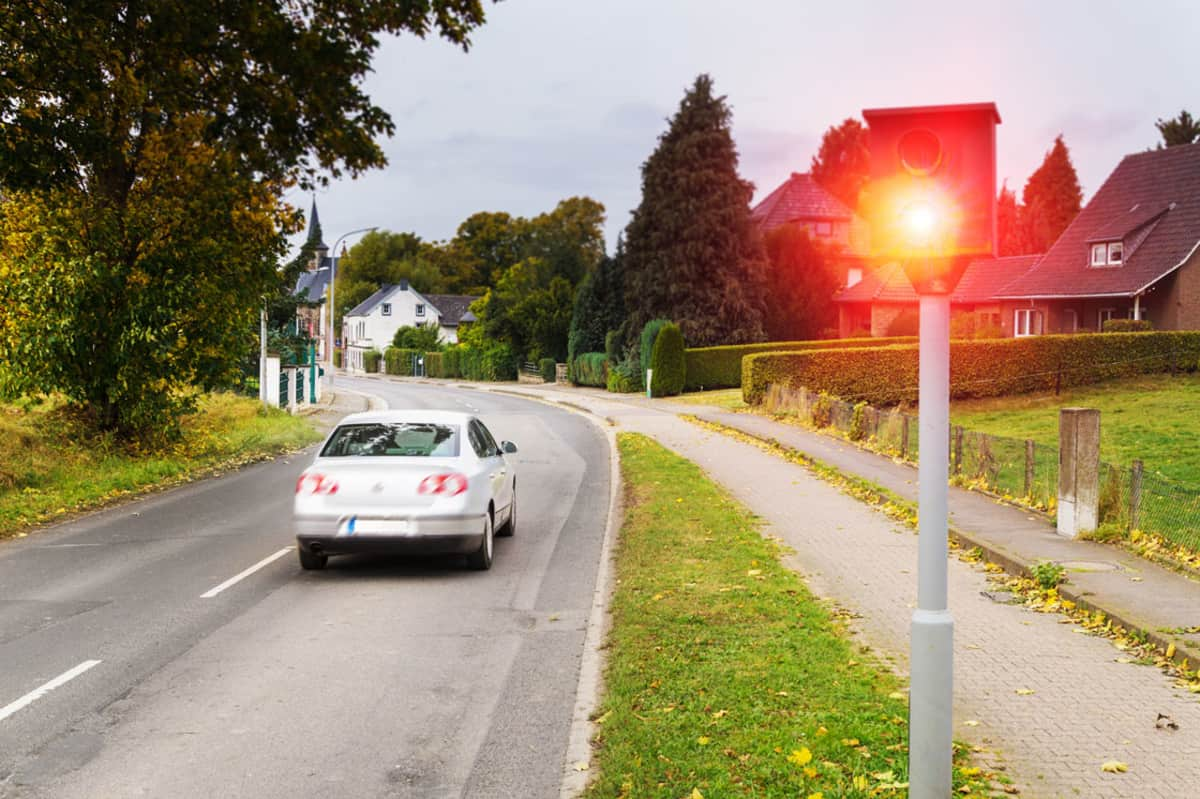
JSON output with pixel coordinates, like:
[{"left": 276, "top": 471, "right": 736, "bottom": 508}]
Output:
[
  {"left": 1090, "top": 241, "right": 1123, "bottom": 267},
  {"left": 815, "top": 221, "right": 833, "bottom": 237},
  {"left": 846, "top": 267, "right": 863, "bottom": 288},
  {"left": 1098, "top": 308, "right": 1116, "bottom": 328},
  {"left": 381, "top": 303, "right": 392, "bottom": 316},
  {"left": 415, "top": 303, "right": 425, "bottom": 317},
  {"left": 1014, "top": 309, "right": 1043, "bottom": 338}
]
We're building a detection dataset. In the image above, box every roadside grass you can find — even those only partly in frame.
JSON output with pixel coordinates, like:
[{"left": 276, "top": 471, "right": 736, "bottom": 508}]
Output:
[
  {"left": 673, "top": 388, "right": 747, "bottom": 411},
  {"left": 0, "top": 392, "right": 321, "bottom": 536},
  {"left": 949, "top": 372, "right": 1200, "bottom": 484},
  {"left": 587, "top": 433, "right": 990, "bottom": 798}
]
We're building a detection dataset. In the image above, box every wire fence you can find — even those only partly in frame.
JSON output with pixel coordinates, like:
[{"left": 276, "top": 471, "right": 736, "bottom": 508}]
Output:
[{"left": 761, "top": 383, "right": 1200, "bottom": 557}]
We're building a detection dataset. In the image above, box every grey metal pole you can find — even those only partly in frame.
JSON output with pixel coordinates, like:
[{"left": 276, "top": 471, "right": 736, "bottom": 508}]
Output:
[
  {"left": 909, "top": 291, "right": 954, "bottom": 798},
  {"left": 327, "top": 226, "right": 378, "bottom": 390},
  {"left": 259, "top": 305, "right": 268, "bottom": 409}
]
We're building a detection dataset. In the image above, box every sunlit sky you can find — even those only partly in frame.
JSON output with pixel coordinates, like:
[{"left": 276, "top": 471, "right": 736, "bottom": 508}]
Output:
[{"left": 293, "top": 0, "right": 1200, "bottom": 254}]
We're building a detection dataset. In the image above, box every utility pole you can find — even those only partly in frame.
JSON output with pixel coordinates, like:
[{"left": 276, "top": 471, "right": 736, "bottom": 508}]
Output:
[{"left": 327, "top": 226, "right": 378, "bottom": 389}]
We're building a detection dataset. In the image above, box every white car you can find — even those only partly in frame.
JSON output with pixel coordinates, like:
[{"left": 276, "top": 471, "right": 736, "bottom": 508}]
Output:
[{"left": 293, "top": 410, "right": 517, "bottom": 571}]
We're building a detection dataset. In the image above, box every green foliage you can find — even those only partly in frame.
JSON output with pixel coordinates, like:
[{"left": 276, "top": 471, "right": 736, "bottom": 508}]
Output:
[
  {"left": 424, "top": 352, "right": 444, "bottom": 378},
  {"left": 742, "top": 331, "right": 1200, "bottom": 406},
  {"left": 539, "top": 358, "right": 557, "bottom": 383},
  {"left": 996, "top": 182, "right": 1035, "bottom": 257},
  {"left": 885, "top": 308, "right": 921, "bottom": 337},
  {"left": 811, "top": 392, "right": 835, "bottom": 428},
  {"left": 639, "top": 318, "right": 671, "bottom": 384},
  {"left": 441, "top": 348, "right": 463, "bottom": 378},
  {"left": 683, "top": 336, "right": 916, "bottom": 391},
  {"left": 567, "top": 247, "right": 626, "bottom": 363},
  {"left": 1156, "top": 110, "right": 1200, "bottom": 148},
  {"left": 849, "top": 401, "right": 870, "bottom": 441},
  {"left": 622, "top": 74, "right": 767, "bottom": 347},
  {"left": 1022, "top": 135, "right": 1083, "bottom": 253},
  {"left": 363, "top": 348, "right": 383, "bottom": 374},
  {"left": 648, "top": 323, "right": 686, "bottom": 397},
  {"left": 457, "top": 342, "right": 518, "bottom": 381},
  {"left": 334, "top": 350, "right": 344, "bottom": 369},
  {"left": 606, "top": 368, "right": 639, "bottom": 393},
  {"left": 810, "top": 117, "right": 870, "bottom": 209},
  {"left": 1102, "top": 319, "right": 1154, "bottom": 333},
  {"left": 392, "top": 322, "right": 443, "bottom": 351},
  {"left": 762, "top": 225, "right": 840, "bottom": 341},
  {"left": 384, "top": 347, "right": 419, "bottom": 376},
  {"left": 1032, "top": 560, "right": 1066, "bottom": 590},
  {"left": 572, "top": 353, "right": 608, "bottom": 387}
]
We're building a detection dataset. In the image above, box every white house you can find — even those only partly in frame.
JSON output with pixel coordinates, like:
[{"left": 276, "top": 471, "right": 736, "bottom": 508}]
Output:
[{"left": 342, "top": 280, "right": 478, "bottom": 371}]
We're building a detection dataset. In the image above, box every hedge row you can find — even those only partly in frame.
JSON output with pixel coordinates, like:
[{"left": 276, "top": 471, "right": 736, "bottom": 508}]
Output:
[
  {"left": 573, "top": 352, "right": 607, "bottom": 387},
  {"left": 384, "top": 347, "right": 421, "bottom": 375},
  {"left": 743, "top": 331, "right": 1200, "bottom": 406},
  {"left": 684, "top": 336, "right": 917, "bottom": 390},
  {"left": 539, "top": 357, "right": 557, "bottom": 383}
]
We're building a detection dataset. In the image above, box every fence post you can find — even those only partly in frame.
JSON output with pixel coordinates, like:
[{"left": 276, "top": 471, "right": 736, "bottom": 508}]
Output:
[
  {"left": 901, "top": 414, "right": 910, "bottom": 460},
  {"left": 799, "top": 386, "right": 809, "bottom": 422},
  {"left": 1130, "top": 459, "right": 1144, "bottom": 531},
  {"left": 1057, "top": 407, "right": 1101, "bottom": 538},
  {"left": 1024, "top": 439, "right": 1035, "bottom": 498},
  {"left": 952, "top": 426, "right": 964, "bottom": 475}
]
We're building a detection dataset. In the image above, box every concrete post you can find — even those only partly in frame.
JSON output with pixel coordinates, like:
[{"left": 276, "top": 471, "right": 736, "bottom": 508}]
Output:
[
  {"left": 909, "top": 293, "right": 954, "bottom": 799},
  {"left": 1057, "top": 407, "right": 1101, "bottom": 538},
  {"left": 265, "top": 357, "right": 281, "bottom": 407}
]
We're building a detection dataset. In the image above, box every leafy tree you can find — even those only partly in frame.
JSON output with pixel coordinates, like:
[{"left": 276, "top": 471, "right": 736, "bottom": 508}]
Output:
[
  {"left": 0, "top": 1, "right": 490, "bottom": 436},
  {"left": 810, "top": 118, "right": 870, "bottom": 209},
  {"left": 995, "top": 181, "right": 1034, "bottom": 256},
  {"left": 1021, "top": 135, "right": 1082, "bottom": 253},
  {"left": 622, "top": 74, "right": 768, "bottom": 349},
  {"left": 761, "top": 226, "right": 840, "bottom": 341},
  {"left": 450, "top": 211, "right": 530, "bottom": 293},
  {"left": 392, "top": 323, "right": 443, "bottom": 351},
  {"left": 1156, "top": 110, "right": 1200, "bottom": 148},
  {"left": 333, "top": 231, "right": 445, "bottom": 325},
  {"left": 567, "top": 244, "right": 627, "bottom": 363}
]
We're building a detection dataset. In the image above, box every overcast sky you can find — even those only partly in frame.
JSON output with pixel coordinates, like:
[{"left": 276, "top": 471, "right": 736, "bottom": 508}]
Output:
[{"left": 293, "top": 0, "right": 1200, "bottom": 255}]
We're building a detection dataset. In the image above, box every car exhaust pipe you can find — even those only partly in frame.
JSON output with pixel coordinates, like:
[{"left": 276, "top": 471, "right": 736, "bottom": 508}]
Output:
[{"left": 309, "top": 542, "right": 323, "bottom": 555}]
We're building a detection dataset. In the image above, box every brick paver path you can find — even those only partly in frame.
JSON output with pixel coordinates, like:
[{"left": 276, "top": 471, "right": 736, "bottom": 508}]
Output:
[{"left": 537, "top": 390, "right": 1200, "bottom": 798}]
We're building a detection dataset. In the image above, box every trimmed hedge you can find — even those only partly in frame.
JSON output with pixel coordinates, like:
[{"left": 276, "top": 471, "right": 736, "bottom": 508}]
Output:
[
  {"left": 333, "top": 349, "right": 343, "bottom": 369},
  {"left": 384, "top": 347, "right": 419, "bottom": 375},
  {"left": 425, "top": 351, "right": 444, "bottom": 377},
  {"left": 442, "top": 348, "right": 462, "bottom": 378},
  {"left": 743, "top": 331, "right": 1200, "bottom": 406},
  {"left": 363, "top": 348, "right": 383, "bottom": 373},
  {"left": 539, "top": 357, "right": 557, "bottom": 383},
  {"left": 649, "top": 322, "right": 686, "bottom": 397},
  {"left": 639, "top": 319, "right": 670, "bottom": 385},
  {"left": 685, "top": 336, "right": 917, "bottom": 391},
  {"left": 573, "top": 352, "right": 608, "bottom": 387},
  {"left": 1102, "top": 319, "right": 1153, "bottom": 333},
  {"left": 458, "top": 342, "right": 519, "bottom": 381}
]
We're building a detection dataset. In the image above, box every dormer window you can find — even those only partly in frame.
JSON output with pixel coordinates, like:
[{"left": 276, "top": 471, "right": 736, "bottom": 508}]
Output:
[{"left": 1090, "top": 241, "right": 1122, "bottom": 267}]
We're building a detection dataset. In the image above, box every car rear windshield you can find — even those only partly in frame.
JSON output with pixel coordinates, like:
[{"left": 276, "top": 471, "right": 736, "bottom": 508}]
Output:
[{"left": 320, "top": 423, "right": 461, "bottom": 458}]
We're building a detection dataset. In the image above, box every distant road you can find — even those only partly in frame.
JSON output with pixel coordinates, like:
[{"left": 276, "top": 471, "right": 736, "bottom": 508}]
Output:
[{"left": 0, "top": 379, "right": 611, "bottom": 798}]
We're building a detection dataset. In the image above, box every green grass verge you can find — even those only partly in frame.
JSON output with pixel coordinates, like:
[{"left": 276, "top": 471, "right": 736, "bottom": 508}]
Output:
[
  {"left": 673, "top": 388, "right": 748, "bottom": 411},
  {"left": 950, "top": 372, "right": 1200, "bottom": 484},
  {"left": 0, "top": 392, "right": 322, "bottom": 536},
  {"left": 587, "top": 433, "right": 988, "bottom": 798}
]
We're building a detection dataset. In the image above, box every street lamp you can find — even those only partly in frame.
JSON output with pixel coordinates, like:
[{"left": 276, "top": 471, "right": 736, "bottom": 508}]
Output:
[
  {"left": 862, "top": 103, "right": 1000, "bottom": 799},
  {"left": 326, "top": 226, "right": 378, "bottom": 389}
]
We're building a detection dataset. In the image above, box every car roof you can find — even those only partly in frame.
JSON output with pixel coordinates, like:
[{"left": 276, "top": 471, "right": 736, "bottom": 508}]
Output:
[{"left": 333, "top": 409, "right": 477, "bottom": 426}]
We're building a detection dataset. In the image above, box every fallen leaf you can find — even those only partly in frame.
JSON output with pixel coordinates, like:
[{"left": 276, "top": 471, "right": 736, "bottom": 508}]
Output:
[
  {"left": 841, "top": 738, "right": 860, "bottom": 747},
  {"left": 1015, "top": 688, "right": 1036, "bottom": 695},
  {"left": 1100, "top": 760, "right": 1128, "bottom": 773},
  {"left": 1166, "top": 643, "right": 1177, "bottom": 659},
  {"left": 888, "top": 691, "right": 905, "bottom": 700},
  {"left": 853, "top": 774, "right": 869, "bottom": 790},
  {"left": 964, "top": 719, "right": 980, "bottom": 727},
  {"left": 690, "top": 789, "right": 704, "bottom": 799},
  {"left": 815, "top": 726, "right": 828, "bottom": 736},
  {"left": 803, "top": 766, "right": 818, "bottom": 778}
]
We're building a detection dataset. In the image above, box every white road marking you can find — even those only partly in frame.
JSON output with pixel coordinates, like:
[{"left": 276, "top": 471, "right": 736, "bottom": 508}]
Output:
[
  {"left": 200, "top": 547, "right": 294, "bottom": 598},
  {"left": 0, "top": 659, "right": 102, "bottom": 722}
]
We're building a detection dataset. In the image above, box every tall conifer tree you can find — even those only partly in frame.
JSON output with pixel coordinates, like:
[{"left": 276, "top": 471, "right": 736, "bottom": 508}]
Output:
[
  {"left": 622, "top": 75, "right": 767, "bottom": 347},
  {"left": 1021, "top": 135, "right": 1082, "bottom": 253}
]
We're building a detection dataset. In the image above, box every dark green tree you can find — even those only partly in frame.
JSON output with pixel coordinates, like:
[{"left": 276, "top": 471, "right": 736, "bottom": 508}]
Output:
[
  {"left": 622, "top": 74, "right": 767, "bottom": 348},
  {"left": 392, "top": 323, "right": 443, "bottom": 351},
  {"left": 995, "top": 181, "right": 1035, "bottom": 256},
  {"left": 0, "top": 0, "right": 490, "bottom": 436},
  {"left": 1156, "top": 110, "right": 1200, "bottom": 148},
  {"left": 761, "top": 226, "right": 840, "bottom": 341},
  {"left": 1021, "top": 135, "right": 1082, "bottom": 253},
  {"left": 810, "top": 118, "right": 870, "bottom": 209},
  {"left": 567, "top": 243, "right": 627, "bottom": 363}
]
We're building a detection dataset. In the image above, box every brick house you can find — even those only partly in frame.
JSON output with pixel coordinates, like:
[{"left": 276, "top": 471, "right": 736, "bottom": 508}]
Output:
[
  {"left": 751, "top": 172, "right": 873, "bottom": 288},
  {"left": 835, "top": 141, "right": 1200, "bottom": 337},
  {"left": 994, "top": 141, "right": 1200, "bottom": 335},
  {"left": 292, "top": 201, "right": 334, "bottom": 359}
]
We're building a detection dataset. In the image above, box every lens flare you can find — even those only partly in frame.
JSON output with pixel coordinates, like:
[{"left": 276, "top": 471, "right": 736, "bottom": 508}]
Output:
[{"left": 902, "top": 202, "right": 939, "bottom": 246}]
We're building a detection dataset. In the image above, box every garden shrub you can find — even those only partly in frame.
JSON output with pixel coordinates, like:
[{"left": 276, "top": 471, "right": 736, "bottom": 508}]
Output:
[
  {"left": 539, "top": 357, "right": 557, "bottom": 383},
  {"left": 648, "top": 322, "right": 686, "bottom": 397},
  {"left": 572, "top": 352, "right": 608, "bottom": 387},
  {"left": 424, "top": 352, "right": 443, "bottom": 378},
  {"left": 684, "top": 336, "right": 916, "bottom": 391},
  {"left": 384, "top": 347, "right": 419, "bottom": 375},
  {"left": 811, "top": 392, "right": 834, "bottom": 428},
  {"left": 606, "top": 368, "right": 638, "bottom": 393},
  {"left": 442, "top": 347, "right": 462, "bottom": 378},
  {"left": 849, "top": 401, "right": 869, "bottom": 441},
  {"left": 639, "top": 318, "right": 671, "bottom": 386},
  {"left": 333, "top": 349, "right": 343, "bottom": 369},
  {"left": 458, "top": 342, "right": 519, "bottom": 381},
  {"left": 605, "top": 328, "right": 625, "bottom": 364},
  {"left": 363, "top": 348, "right": 383, "bottom": 374},
  {"left": 743, "top": 331, "right": 1200, "bottom": 406},
  {"left": 1102, "top": 318, "right": 1153, "bottom": 333}
]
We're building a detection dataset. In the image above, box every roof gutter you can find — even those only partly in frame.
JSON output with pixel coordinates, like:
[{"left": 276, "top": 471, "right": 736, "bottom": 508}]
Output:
[
  {"left": 1133, "top": 238, "right": 1200, "bottom": 296},
  {"left": 993, "top": 291, "right": 1136, "bottom": 300}
]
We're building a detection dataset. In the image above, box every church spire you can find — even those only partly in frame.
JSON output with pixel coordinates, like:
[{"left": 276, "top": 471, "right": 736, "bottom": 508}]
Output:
[{"left": 306, "top": 198, "right": 329, "bottom": 252}]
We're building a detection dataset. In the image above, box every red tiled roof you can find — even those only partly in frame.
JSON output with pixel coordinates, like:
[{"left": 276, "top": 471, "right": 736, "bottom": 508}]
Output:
[
  {"left": 835, "top": 255, "right": 1040, "bottom": 305},
  {"left": 752, "top": 172, "right": 854, "bottom": 227},
  {"left": 998, "top": 141, "right": 1200, "bottom": 298}
]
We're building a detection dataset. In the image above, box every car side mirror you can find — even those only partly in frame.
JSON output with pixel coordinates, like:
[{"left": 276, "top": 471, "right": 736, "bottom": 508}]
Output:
[{"left": 501, "top": 441, "right": 518, "bottom": 454}]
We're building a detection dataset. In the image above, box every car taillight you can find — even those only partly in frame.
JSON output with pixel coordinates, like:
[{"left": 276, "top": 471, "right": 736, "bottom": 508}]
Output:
[
  {"left": 296, "top": 473, "right": 339, "bottom": 495},
  {"left": 418, "top": 473, "right": 468, "bottom": 496}
]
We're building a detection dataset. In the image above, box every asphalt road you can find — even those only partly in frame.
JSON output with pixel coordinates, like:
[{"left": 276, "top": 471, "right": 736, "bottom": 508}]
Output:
[{"left": 0, "top": 379, "right": 611, "bottom": 798}]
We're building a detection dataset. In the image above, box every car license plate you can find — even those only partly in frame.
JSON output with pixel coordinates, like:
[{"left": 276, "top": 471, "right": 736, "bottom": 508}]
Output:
[{"left": 337, "top": 517, "right": 409, "bottom": 536}]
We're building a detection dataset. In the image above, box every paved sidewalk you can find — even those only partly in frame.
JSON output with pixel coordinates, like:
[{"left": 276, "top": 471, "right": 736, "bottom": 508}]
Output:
[{"left": 472, "top": 381, "right": 1200, "bottom": 798}]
